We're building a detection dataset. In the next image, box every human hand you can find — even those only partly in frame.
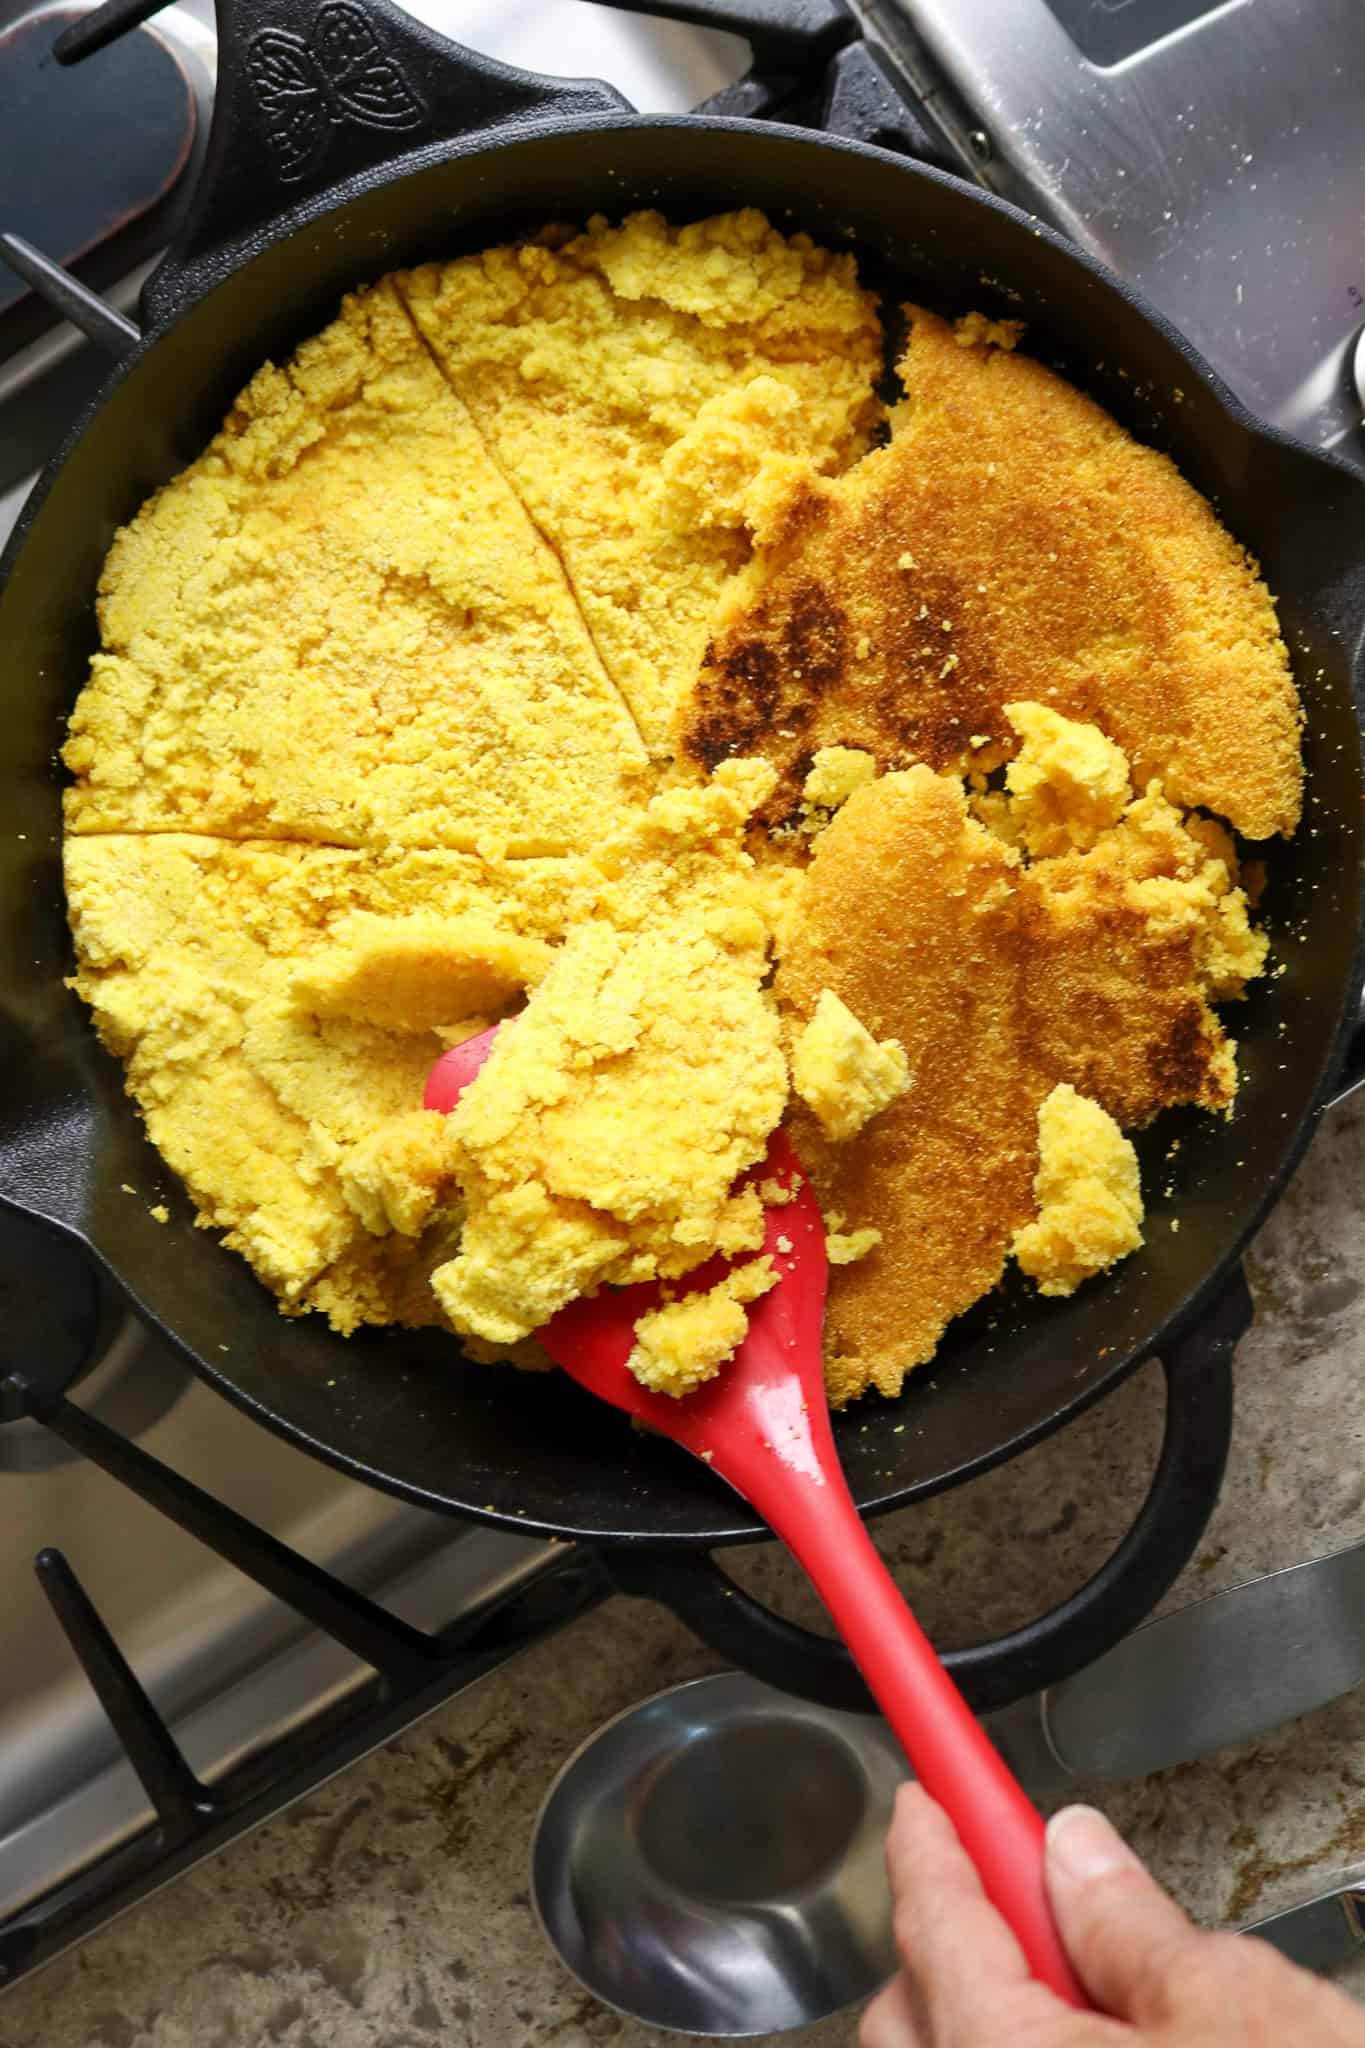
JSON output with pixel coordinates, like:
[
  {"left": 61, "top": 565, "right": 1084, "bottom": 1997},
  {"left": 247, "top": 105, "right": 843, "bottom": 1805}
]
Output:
[{"left": 861, "top": 1784, "right": 1365, "bottom": 2046}]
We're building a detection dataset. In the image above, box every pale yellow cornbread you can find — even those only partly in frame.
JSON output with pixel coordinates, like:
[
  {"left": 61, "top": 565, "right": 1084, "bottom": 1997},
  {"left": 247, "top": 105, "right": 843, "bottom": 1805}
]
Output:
[
  {"left": 628, "top": 1257, "right": 778, "bottom": 1398},
  {"left": 1012, "top": 1086, "right": 1144, "bottom": 1297},
  {"left": 65, "top": 280, "right": 648, "bottom": 854},
  {"left": 791, "top": 990, "right": 910, "bottom": 1142}
]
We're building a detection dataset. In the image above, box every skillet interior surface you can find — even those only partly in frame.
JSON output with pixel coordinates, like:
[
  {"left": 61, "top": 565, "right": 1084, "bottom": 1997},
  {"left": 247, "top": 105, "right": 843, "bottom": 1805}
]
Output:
[{"left": 1, "top": 120, "right": 1362, "bottom": 1542}]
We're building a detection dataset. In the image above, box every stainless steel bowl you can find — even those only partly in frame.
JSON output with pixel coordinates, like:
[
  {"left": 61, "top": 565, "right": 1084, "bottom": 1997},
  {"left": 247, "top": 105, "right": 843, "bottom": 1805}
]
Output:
[{"left": 530, "top": 1671, "right": 907, "bottom": 2036}]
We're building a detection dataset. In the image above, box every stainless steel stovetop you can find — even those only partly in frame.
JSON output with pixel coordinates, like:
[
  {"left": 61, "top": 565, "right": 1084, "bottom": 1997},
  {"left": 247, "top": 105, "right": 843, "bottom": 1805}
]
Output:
[
  {"left": 882, "top": 0, "right": 1365, "bottom": 461},
  {"left": 1, "top": 0, "right": 1362, "bottom": 1984}
]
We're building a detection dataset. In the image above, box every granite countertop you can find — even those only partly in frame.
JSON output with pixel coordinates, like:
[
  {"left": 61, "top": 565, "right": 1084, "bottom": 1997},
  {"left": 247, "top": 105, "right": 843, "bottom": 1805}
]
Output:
[{"left": 4, "top": 1091, "right": 1364, "bottom": 2048}]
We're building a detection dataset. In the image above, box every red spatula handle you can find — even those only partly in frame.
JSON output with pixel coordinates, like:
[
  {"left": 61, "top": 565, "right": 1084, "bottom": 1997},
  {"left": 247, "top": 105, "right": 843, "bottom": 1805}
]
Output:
[{"left": 748, "top": 1456, "right": 1084, "bottom": 2006}]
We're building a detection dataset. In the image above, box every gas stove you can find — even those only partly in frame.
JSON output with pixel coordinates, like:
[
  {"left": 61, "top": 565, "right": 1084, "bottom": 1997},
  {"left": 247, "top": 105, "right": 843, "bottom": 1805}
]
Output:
[{"left": 0, "top": 0, "right": 1362, "bottom": 2001}]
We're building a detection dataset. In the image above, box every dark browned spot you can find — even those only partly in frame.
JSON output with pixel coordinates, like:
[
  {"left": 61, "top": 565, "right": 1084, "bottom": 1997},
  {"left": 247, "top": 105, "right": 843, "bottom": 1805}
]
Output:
[
  {"left": 783, "top": 579, "right": 847, "bottom": 693},
  {"left": 684, "top": 637, "right": 784, "bottom": 770}
]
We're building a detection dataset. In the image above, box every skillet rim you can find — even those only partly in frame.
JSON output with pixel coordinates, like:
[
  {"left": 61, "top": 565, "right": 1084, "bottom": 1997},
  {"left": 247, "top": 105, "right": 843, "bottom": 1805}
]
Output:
[{"left": 2, "top": 111, "right": 1363, "bottom": 1546}]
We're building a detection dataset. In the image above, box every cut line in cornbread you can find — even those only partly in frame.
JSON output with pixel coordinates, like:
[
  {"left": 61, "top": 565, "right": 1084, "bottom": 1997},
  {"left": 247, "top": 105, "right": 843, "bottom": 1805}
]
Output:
[
  {"left": 63, "top": 279, "right": 648, "bottom": 854},
  {"left": 400, "top": 210, "right": 883, "bottom": 756}
]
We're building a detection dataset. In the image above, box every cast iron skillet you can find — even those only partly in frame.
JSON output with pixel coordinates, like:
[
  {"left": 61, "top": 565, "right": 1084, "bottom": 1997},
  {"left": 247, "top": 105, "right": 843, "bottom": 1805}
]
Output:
[{"left": 1, "top": 0, "right": 1362, "bottom": 1715}]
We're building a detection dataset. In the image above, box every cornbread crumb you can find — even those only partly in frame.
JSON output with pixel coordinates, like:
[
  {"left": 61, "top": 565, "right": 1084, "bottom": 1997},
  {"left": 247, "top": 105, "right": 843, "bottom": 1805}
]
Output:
[
  {"left": 827, "top": 1226, "right": 881, "bottom": 1266},
  {"left": 1003, "top": 701, "right": 1131, "bottom": 855},
  {"left": 803, "top": 746, "right": 878, "bottom": 810},
  {"left": 628, "top": 1256, "right": 777, "bottom": 1397},
  {"left": 150, "top": 1204, "right": 169, "bottom": 1224},
  {"left": 954, "top": 310, "right": 1025, "bottom": 351},
  {"left": 1012, "top": 1085, "right": 1144, "bottom": 1296},
  {"left": 791, "top": 990, "right": 910, "bottom": 1142}
]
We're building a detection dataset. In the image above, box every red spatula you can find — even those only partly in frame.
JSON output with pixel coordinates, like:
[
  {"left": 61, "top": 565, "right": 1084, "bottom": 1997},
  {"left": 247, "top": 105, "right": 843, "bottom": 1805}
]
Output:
[{"left": 426, "top": 1029, "right": 1085, "bottom": 2007}]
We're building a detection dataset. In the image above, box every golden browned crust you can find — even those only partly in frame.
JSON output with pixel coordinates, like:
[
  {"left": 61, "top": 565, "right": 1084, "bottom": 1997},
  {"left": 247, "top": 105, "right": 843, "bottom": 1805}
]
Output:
[
  {"left": 776, "top": 767, "right": 1256, "bottom": 1404},
  {"left": 681, "top": 307, "right": 1302, "bottom": 840}
]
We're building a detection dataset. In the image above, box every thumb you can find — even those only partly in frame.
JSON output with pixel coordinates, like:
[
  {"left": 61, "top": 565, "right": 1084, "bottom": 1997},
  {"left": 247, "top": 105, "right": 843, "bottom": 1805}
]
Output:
[{"left": 1045, "top": 1804, "right": 1201, "bottom": 2021}]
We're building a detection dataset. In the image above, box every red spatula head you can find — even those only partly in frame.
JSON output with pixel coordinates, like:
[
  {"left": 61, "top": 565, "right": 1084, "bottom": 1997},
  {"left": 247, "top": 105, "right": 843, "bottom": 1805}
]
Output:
[{"left": 426, "top": 1027, "right": 831, "bottom": 1464}]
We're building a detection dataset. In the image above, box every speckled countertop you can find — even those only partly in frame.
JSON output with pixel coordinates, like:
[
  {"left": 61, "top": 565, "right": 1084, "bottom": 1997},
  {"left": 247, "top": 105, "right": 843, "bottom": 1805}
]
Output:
[{"left": 5, "top": 1092, "right": 1364, "bottom": 2048}]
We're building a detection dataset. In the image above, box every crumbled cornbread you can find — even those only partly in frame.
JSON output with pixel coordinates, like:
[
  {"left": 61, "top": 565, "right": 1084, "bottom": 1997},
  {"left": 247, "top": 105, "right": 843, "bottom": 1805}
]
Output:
[
  {"left": 827, "top": 1226, "right": 882, "bottom": 1266},
  {"left": 954, "top": 311, "right": 1025, "bottom": 351},
  {"left": 432, "top": 764, "right": 787, "bottom": 1346},
  {"left": 1002, "top": 701, "right": 1131, "bottom": 855},
  {"left": 1012, "top": 1086, "right": 1144, "bottom": 1295},
  {"left": 803, "top": 747, "right": 879, "bottom": 810},
  {"left": 63, "top": 834, "right": 578, "bottom": 1326},
  {"left": 776, "top": 747, "right": 1267, "bottom": 1403},
  {"left": 628, "top": 1256, "right": 777, "bottom": 1397},
  {"left": 339, "top": 1111, "right": 453, "bottom": 1239},
  {"left": 791, "top": 990, "right": 910, "bottom": 1142}
]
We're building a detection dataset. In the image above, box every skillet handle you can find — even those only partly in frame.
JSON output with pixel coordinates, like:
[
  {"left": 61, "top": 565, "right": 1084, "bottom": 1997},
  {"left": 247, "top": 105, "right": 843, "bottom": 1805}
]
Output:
[
  {"left": 140, "top": 0, "right": 630, "bottom": 329},
  {"left": 1326, "top": 987, "right": 1365, "bottom": 1109},
  {"left": 819, "top": 40, "right": 959, "bottom": 169},
  {"left": 604, "top": 1268, "right": 1247, "bottom": 1717}
]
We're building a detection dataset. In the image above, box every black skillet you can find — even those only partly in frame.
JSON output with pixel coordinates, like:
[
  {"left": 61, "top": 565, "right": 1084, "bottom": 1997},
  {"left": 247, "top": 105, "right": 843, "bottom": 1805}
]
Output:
[{"left": 1, "top": 0, "right": 1362, "bottom": 1717}]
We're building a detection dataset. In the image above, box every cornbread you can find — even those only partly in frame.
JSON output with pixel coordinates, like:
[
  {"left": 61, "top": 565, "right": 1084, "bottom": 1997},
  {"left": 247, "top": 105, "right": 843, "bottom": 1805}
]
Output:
[
  {"left": 1001, "top": 701, "right": 1131, "bottom": 856},
  {"left": 292, "top": 915, "right": 554, "bottom": 1034},
  {"left": 628, "top": 1257, "right": 778, "bottom": 1397},
  {"left": 791, "top": 990, "right": 910, "bottom": 1142},
  {"left": 802, "top": 746, "right": 879, "bottom": 811},
  {"left": 431, "top": 763, "right": 789, "bottom": 1348},
  {"left": 1012, "top": 1086, "right": 1144, "bottom": 1296},
  {"left": 66, "top": 280, "right": 648, "bottom": 854},
  {"left": 775, "top": 748, "right": 1265, "bottom": 1403},
  {"left": 63, "top": 214, "right": 1300, "bottom": 1404},
  {"left": 400, "top": 211, "right": 883, "bottom": 754},
  {"left": 679, "top": 306, "right": 1301, "bottom": 840}
]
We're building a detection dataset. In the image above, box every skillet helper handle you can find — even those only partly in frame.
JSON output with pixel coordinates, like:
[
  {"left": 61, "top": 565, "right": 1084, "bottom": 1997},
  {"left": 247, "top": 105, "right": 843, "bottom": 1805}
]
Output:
[
  {"left": 142, "top": 0, "right": 629, "bottom": 326},
  {"left": 607, "top": 1267, "right": 1246, "bottom": 1716},
  {"left": 1326, "top": 986, "right": 1365, "bottom": 1108}
]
